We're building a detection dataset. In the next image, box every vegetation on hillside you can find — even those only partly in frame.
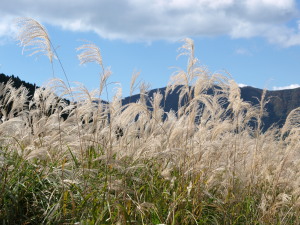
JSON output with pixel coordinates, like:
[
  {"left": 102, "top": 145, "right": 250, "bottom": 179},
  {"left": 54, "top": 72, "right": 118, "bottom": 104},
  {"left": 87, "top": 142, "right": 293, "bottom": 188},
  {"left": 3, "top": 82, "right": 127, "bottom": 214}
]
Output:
[{"left": 1, "top": 18, "right": 300, "bottom": 224}]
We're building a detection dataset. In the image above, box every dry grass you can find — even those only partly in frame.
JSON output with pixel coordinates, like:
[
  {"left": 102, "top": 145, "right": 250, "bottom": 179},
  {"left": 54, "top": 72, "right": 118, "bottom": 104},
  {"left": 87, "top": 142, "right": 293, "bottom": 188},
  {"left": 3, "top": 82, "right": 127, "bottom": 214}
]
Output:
[{"left": 0, "top": 18, "right": 300, "bottom": 224}]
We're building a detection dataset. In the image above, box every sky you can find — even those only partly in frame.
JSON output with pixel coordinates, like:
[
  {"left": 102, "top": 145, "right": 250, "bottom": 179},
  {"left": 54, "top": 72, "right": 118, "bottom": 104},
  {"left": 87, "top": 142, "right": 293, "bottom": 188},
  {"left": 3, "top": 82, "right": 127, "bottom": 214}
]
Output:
[{"left": 0, "top": 0, "right": 300, "bottom": 99}]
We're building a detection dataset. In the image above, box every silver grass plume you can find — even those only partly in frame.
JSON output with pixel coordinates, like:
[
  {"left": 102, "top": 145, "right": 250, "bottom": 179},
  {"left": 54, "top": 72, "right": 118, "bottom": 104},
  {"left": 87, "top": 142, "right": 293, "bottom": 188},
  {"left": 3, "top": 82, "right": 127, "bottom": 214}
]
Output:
[
  {"left": 228, "top": 80, "right": 250, "bottom": 115},
  {"left": 130, "top": 71, "right": 140, "bottom": 96},
  {"left": 16, "top": 17, "right": 54, "bottom": 63},
  {"left": 77, "top": 40, "right": 103, "bottom": 68},
  {"left": 167, "top": 38, "right": 202, "bottom": 110},
  {"left": 281, "top": 107, "right": 300, "bottom": 138},
  {"left": 177, "top": 37, "right": 195, "bottom": 60},
  {"left": 77, "top": 40, "right": 111, "bottom": 96}
]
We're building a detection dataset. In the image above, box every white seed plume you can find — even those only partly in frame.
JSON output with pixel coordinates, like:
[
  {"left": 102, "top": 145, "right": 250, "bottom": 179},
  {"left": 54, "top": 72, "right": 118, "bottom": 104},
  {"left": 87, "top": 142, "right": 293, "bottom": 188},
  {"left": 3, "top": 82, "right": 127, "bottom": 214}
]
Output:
[
  {"left": 15, "top": 17, "right": 54, "bottom": 62},
  {"left": 77, "top": 40, "right": 103, "bottom": 67}
]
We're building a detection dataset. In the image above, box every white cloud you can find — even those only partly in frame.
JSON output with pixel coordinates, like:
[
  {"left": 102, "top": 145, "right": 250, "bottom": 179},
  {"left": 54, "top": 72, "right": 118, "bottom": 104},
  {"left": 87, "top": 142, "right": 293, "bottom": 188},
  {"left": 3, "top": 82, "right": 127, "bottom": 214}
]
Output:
[
  {"left": 0, "top": 0, "right": 299, "bottom": 45},
  {"left": 0, "top": 16, "right": 16, "bottom": 36},
  {"left": 238, "top": 83, "right": 248, "bottom": 87},
  {"left": 273, "top": 84, "right": 300, "bottom": 90}
]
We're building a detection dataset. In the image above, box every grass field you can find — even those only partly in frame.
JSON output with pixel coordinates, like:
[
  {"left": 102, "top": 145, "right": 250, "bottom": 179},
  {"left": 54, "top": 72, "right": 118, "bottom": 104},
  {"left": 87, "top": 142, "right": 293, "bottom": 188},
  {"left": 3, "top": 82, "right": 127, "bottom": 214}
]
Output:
[{"left": 1, "top": 18, "right": 300, "bottom": 224}]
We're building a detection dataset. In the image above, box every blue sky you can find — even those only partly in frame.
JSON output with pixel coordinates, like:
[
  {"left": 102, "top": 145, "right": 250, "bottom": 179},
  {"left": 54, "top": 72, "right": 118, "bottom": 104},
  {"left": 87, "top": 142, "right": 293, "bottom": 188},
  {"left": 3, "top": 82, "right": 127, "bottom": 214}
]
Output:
[{"left": 0, "top": 0, "right": 300, "bottom": 99}]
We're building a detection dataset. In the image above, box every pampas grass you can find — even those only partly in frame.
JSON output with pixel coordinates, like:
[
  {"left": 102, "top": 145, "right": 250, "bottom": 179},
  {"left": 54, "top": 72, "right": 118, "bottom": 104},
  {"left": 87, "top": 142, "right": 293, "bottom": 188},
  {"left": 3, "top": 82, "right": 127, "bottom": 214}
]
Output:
[
  {"left": 1, "top": 18, "right": 300, "bottom": 224},
  {"left": 16, "top": 17, "right": 54, "bottom": 62}
]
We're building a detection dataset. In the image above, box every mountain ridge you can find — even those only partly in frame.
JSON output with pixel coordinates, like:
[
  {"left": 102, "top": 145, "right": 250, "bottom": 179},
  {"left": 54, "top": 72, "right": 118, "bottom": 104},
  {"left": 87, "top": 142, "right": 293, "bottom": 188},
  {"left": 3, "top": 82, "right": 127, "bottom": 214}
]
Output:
[
  {"left": 1, "top": 73, "right": 299, "bottom": 130},
  {"left": 123, "top": 85, "right": 300, "bottom": 131}
]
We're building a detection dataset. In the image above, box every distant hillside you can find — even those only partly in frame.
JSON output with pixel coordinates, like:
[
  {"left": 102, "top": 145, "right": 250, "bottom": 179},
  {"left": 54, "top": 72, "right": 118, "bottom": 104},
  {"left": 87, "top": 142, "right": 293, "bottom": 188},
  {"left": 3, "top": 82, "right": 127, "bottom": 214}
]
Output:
[
  {"left": 1, "top": 73, "right": 299, "bottom": 130},
  {"left": 0, "top": 73, "right": 37, "bottom": 98},
  {"left": 240, "top": 86, "right": 300, "bottom": 130},
  {"left": 123, "top": 85, "right": 300, "bottom": 131}
]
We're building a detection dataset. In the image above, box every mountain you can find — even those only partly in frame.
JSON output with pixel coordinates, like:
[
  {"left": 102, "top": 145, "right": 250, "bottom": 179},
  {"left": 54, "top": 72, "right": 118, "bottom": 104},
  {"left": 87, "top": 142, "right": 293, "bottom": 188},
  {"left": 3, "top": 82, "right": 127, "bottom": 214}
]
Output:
[
  {"left": 123, "top": 85, "right": 300, "bottom": 131},
  {"left": 240, "top": 86, "right": 300, "bottom": 130},
  {"left": 0, "top": 73, "right": 37, "bottom": 98},
  {"left": 0, "top": 73, "right": 299, "bottom": 130}
]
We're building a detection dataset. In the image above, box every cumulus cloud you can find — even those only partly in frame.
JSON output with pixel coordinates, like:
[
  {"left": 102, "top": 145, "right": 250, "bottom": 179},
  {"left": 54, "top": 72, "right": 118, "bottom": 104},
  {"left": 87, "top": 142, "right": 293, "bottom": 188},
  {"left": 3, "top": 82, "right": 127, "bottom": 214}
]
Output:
[
  {"left": 273, "top": 84, "right": 300, "bottom": 90},
  {"left": 0, "top": 0, "right": 299, "bottom": 45}
]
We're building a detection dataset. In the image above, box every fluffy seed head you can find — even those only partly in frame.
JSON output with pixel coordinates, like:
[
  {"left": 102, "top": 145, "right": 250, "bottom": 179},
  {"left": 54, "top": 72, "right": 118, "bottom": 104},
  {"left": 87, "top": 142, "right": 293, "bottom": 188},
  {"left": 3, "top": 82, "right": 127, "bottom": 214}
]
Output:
[
  {"left": 15, "top": 17, "right": 54, "bottom": 62},
  {"left": 77, "top": 40, "right": 103, "bottom": 67}
]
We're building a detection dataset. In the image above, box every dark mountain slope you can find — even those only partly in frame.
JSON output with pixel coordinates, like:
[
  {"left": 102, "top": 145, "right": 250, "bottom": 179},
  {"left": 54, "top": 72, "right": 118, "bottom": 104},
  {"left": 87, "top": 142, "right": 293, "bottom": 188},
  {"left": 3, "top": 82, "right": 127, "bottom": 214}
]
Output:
[
  {"left": 240, "top": 86, "right": 300, "bottom": 129},
  {"left": 122, "top": 86, "right": 184, "bottom": 112},
  {"left": 123, "top": 86, "right": 300, "bottom": 130},
  {"left": 0, "top": 73, "right": 37, "bottom": 98},
  {"left": 1, "top": 73, "right": 299, "bottom": 130}
]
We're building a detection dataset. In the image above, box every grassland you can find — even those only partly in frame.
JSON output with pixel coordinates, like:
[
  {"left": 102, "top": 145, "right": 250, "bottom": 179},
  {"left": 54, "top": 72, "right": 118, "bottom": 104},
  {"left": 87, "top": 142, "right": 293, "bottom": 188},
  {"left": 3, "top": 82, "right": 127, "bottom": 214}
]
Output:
[{"left": 0, "top": 18, "right": 300, "bottom": 224}]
